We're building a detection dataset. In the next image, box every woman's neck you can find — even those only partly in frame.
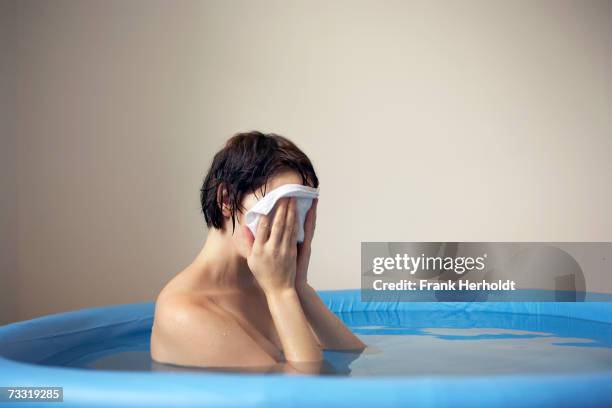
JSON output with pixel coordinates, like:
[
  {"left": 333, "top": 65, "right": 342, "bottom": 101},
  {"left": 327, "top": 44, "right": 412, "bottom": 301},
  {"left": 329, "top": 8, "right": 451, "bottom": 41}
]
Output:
[{"left": 191, "top": 228, "right": 258, "bottom": 291}]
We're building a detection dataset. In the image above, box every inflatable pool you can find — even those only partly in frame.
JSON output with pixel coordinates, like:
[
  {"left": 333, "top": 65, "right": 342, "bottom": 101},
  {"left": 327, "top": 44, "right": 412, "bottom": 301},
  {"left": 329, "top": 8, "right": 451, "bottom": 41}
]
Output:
[{"left": 1, "top": 290, "right": 611, "bottom": 407}]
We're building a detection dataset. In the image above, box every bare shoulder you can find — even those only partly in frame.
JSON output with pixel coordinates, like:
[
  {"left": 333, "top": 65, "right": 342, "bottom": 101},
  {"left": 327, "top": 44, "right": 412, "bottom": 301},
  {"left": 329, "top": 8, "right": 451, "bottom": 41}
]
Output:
[
  {"left": 152, "top": 292, "right": 212, "bottom": 333},
  {"left": 151, "top": 292, "right": 276, "bottom": 368},
  {"left": 152, "top": 291, "right": 223, "bottom": 342}
]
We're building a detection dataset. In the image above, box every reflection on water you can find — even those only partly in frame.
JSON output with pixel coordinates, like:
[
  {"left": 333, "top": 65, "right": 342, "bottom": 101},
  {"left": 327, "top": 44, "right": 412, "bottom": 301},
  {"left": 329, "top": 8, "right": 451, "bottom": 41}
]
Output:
[
  {"left": 53, "top": 311, "right": 612, "bottom": 377},
  {"left": 87, "top": 350, "right": 364, "bottom": 376}
]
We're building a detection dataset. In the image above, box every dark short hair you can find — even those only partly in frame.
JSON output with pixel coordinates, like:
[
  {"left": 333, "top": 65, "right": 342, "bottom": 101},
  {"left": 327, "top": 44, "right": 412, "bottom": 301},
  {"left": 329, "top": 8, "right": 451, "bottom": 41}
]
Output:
[{"left": 200, "top": 131, "right": 319, "bottom": 231}]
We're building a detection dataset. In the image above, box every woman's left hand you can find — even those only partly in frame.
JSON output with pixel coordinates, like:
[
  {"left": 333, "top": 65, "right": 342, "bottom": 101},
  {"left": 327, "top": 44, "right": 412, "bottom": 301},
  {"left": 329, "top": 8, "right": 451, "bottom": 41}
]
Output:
[{"left": 296, "top": 198, "right": 317, "bottom": 290}]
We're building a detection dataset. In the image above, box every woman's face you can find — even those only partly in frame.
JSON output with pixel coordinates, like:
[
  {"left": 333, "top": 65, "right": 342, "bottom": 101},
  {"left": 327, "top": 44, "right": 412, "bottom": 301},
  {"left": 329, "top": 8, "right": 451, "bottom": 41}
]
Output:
[{"left": 230, "top": 169, "right": 306, "bottom": 258}]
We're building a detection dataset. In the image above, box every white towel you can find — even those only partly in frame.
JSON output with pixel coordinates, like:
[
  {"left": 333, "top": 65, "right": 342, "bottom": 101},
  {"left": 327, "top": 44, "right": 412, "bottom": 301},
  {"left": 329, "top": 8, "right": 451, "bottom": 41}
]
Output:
[{"left": 245, "top": 184, "right": 319, "bottom": 243}]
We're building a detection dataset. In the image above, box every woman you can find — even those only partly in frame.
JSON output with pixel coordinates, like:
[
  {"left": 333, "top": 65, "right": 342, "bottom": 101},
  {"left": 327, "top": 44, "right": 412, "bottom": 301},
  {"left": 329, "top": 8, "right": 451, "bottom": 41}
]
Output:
[{"left": 150, "top": 131, "right": 365, "bottom": 372}]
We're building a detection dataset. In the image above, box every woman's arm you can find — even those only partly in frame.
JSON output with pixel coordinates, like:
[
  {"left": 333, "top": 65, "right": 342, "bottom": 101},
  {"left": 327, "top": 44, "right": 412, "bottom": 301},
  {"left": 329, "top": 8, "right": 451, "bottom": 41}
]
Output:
[
  {"left": 246, "top": 197, "right": 322, "bottom": 364},
  {"left": 295, "top": 199, "right": 366, "bottom": 351},
  {"left": 296, "top": 283, "right": 365, "bottom": 350},
  {"left": 266, "top": 287, "right": 324, "bottom": 365}
]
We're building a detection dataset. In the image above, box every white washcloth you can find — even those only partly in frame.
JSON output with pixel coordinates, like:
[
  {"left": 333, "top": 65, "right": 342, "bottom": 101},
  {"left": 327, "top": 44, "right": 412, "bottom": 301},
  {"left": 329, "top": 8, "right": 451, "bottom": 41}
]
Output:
[{"left": 245, "top": 184, "right": 319, "bottom": 243}]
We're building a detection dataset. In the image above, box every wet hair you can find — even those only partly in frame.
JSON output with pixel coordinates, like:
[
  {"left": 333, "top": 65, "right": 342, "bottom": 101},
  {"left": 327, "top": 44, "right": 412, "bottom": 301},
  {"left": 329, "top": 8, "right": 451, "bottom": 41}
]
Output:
[{"left": 200, "top": 131, "right": 319, "bottom": 231}]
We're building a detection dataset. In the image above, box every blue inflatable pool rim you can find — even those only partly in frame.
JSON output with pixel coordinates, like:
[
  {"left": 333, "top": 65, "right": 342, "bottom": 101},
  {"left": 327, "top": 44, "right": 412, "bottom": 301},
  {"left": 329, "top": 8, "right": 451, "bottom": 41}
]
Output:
[{"left": 1, "top": 290, "right": 611, "bottom": 408}]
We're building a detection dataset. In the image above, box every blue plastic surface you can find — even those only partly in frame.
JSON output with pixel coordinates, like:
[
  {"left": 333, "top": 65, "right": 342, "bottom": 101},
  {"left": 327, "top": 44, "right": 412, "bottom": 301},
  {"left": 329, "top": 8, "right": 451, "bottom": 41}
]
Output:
[{"left": 1, "top": 290, "right": 611, "bottom": 408}]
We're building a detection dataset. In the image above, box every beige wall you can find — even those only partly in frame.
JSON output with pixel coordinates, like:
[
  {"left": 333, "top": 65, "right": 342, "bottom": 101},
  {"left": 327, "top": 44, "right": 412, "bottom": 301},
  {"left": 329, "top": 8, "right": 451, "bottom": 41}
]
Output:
[
  {"left": 2, "top": 0, "right": 611, "bottom": 323},
  {"left": 0, "top": 0, "right": 19, "bottom": 324}
]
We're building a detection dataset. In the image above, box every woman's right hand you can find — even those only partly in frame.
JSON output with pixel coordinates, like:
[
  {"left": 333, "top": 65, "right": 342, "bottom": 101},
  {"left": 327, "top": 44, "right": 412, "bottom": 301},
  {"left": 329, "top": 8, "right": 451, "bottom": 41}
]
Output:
[{"left": 245, "top": 197, "right": 299, "bottom": 295}]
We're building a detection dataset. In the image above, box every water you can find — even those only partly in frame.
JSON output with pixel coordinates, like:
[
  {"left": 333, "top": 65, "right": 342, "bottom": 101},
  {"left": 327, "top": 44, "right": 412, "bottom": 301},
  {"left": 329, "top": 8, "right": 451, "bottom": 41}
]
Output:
[{"left": 46, "top": 311, "right": 612, "bottom": 376}]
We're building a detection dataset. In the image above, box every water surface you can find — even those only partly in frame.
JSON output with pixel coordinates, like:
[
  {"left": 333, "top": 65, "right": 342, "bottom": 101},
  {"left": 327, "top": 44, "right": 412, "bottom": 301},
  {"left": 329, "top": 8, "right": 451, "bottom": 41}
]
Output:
[{"left": 47, "top": 311, "right": 612, "bottom": 376}]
